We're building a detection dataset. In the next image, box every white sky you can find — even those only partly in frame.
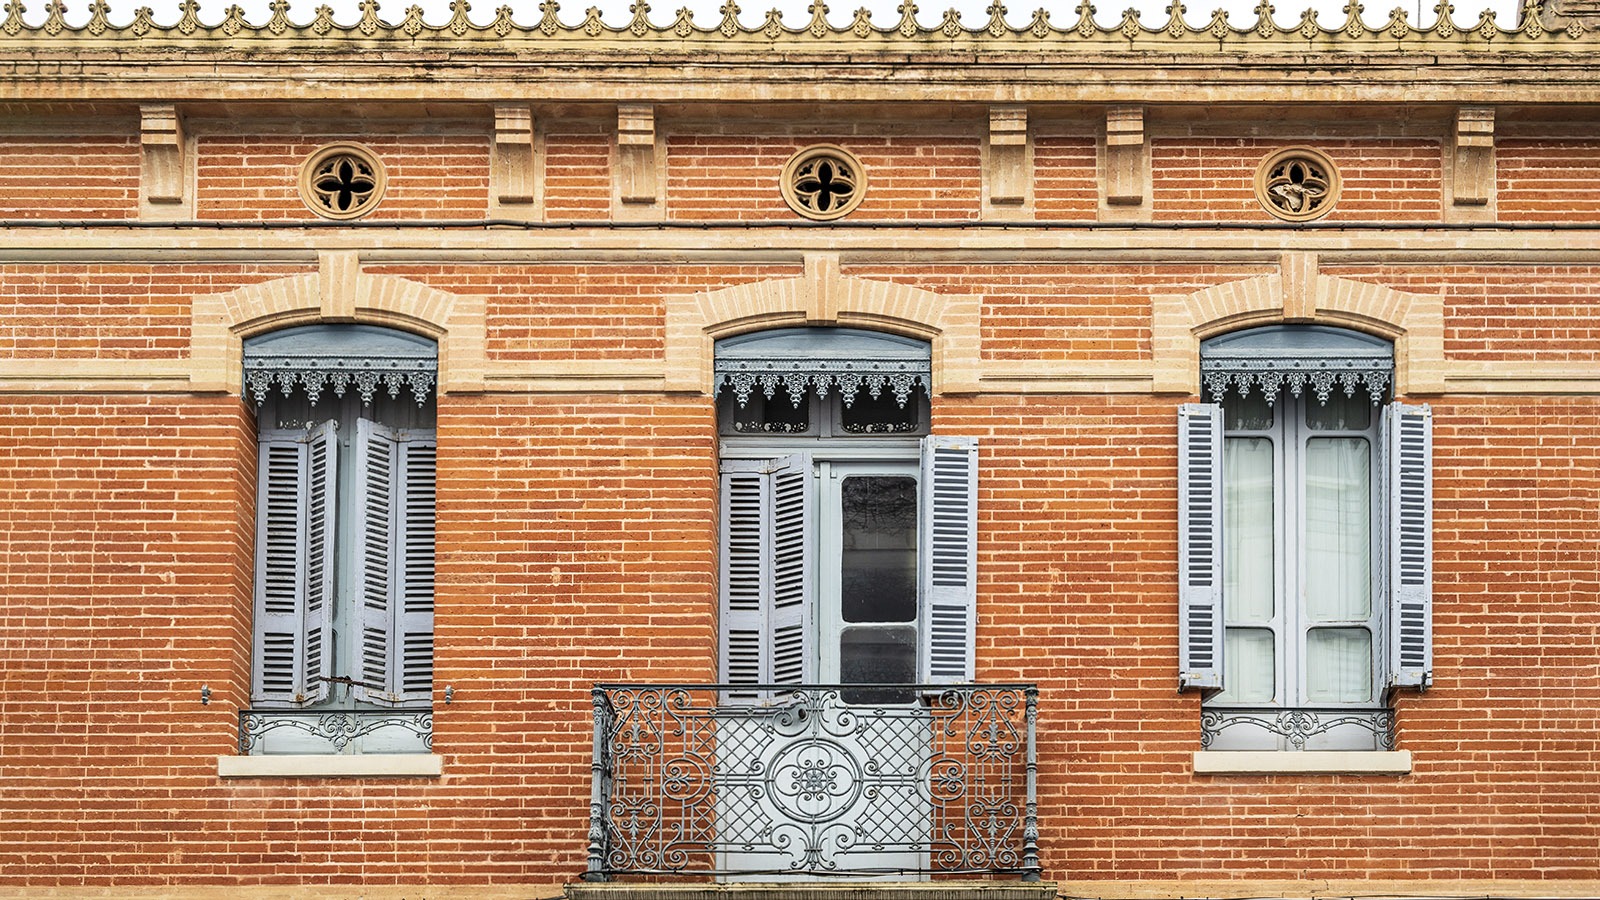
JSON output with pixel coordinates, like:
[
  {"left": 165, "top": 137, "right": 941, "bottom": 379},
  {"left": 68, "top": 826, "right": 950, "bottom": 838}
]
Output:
[{"left": 28, "top": 0, "right": 1522, "bottom": 31}]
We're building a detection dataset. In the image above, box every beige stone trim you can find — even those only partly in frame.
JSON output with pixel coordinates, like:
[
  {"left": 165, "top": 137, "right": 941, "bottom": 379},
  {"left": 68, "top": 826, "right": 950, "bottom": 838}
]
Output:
[
  {"left": 663, "top": 253, "right": 982, "bottom": 396},
  {"left": 2, "top": 882, "right": 1595, "bottom": 900},
  {"left": 216, "top": 753, "right": 443, "bottom": 778},
  {"left": 1151, "top": 264, "right": 1446, "bottom": 396},
  {"left": 569, "top": 884, "right": 1057, "bottom": 900},
  {"left": 1052, "top": 881, "right": 1600, "bottom": 900},
  {"left": 1193, "top": 749, "right": 1412, "bottom": 774},
  {"left": 189, "top": 263, "right": 486, "bottom": 395},
  {"left": 0, "top": 358, "right": 192, "bottom": 394}
]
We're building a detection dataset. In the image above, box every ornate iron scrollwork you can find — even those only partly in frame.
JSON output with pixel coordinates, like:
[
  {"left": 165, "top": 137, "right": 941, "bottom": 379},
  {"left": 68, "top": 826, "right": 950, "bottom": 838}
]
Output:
[{"left": 586, "top": 683, "right": 1040, "bottom": 880}]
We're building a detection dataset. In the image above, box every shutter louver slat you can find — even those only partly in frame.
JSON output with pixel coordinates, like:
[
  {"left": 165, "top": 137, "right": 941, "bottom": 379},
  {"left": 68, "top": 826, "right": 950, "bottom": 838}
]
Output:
[
  {"left": 1388, "top": 402, "right": 1433, "bottom": 690},
  {"left": 302, "top": 420, "right": 337, "bottom": 704},
  {"left": 767, "top": 458, "right": 814, "bottom": 691},
  {"left": 1178, "top": 403, "right": 1225, "bottom": 691},
  {"left": 354, "top": 421, "right": 437, "bottom": 706},
  {"left": 394, "top": 437, "right": 437, "bottom": 704},
  {"left": 719, "top": 464, "right": 769, "bottom": 703},
  {"left": 355, "top": 419, "right": 398, "bottom": 704},
  {"left": 918, "top": 436, "right": 979, "bottom": 684},
  {"left": 718, "top": 455, "right": 814, "bottom": 703},
  {"left": 251, "top": 421, "right": 337, "bottom": 707}
]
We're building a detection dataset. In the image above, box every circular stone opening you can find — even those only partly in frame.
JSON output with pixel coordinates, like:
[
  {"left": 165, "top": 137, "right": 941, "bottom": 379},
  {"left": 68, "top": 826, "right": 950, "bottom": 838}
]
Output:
[
  {"left": 781, "top": 144, "right": 868, "bottom": 221},
  {"left": 299, "top": 142, "right": 388, "bottom": 220}
]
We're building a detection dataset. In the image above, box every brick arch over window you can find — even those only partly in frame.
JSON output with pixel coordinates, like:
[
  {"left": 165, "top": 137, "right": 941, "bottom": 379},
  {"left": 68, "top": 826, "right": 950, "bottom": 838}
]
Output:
[
  {"left": 188, "top": 252, "right": 486, "bottom": 396},
  {"left": 1151, "top": 259, "right": 1444, "bottom": 396},
  {"left": 664, "top": 254, "right": 982, "bottom": 396}
]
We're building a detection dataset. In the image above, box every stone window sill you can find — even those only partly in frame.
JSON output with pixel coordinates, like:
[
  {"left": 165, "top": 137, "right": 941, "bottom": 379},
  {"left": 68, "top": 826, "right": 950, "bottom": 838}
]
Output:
[
  {"left": 217, "top": 754, "right": 443, "bottom": 778},
  {"left": 1193, "top": 750, "right": 1412, "bottom": 775}
]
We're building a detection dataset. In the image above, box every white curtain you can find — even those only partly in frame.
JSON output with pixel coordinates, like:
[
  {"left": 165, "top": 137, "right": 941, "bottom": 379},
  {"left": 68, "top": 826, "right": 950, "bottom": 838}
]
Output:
[
  {"left": 1220, "top": 437, "right": 1275, "bottom": 704},
  {"left": 1304, "top": 436, "right": 1373, "bottom": 702}
]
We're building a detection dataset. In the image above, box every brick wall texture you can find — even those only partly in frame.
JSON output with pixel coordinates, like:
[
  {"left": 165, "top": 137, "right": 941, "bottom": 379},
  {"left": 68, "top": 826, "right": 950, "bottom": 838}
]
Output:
[{"left": 0, "top": 115, "right": 1598, "bottom": 894}]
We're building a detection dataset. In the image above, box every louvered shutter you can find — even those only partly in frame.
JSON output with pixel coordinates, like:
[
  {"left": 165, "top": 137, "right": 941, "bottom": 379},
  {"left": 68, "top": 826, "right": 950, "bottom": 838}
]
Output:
[
  {"left": 395, "top": 437, "right": 437, "bottom": 705},
  {"left": 918, "top": 436, "right": 979, "bottom": 684},
  {"left": 718, "top": 454, "right": 814, "bottom": 703},
  {"left": 1386, "top": 402, "right": 1433, "bottom": 690},
  {"left": 354, "top": 419, "right": 437, "bottom": 706},
  {"left": 1177, "top": 403, "right": 1225, "bottom": 691},
  {"left": 251, "top": 420, "right": 337, "bottom": 706}
]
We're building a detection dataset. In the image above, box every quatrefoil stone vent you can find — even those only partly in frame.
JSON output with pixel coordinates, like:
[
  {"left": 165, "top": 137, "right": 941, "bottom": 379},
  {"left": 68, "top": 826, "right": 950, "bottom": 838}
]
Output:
[
  {"left": 298, "top": 142, "right": 387, "bottom": 220},
  {"left": 781, "top": 144, "right": 868, "bottom": 221},
  {"left": 1254, "top": 147, "right": 1341, "bottom": 222}
]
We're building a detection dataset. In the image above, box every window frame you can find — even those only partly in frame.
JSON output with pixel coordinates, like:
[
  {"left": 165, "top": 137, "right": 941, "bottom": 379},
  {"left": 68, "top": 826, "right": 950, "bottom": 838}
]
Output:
[
  {"left": 240, "top": 324, "right": 439, "bottom": 757},
  {"left": 1178, "top": 325, "right": 1432, "bottom": 753}
]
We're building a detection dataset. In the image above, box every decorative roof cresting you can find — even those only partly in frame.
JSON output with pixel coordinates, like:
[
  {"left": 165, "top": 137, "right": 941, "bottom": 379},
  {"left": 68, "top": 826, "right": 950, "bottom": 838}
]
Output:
[{"left": 0, "top": 0, "right": 1589, "bottom": 47}]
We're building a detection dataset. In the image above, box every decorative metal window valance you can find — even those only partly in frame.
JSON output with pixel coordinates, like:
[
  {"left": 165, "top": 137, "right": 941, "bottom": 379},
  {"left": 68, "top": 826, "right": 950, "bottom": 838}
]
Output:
[
  {"left": 244, "top": 324, "right": 438, "bottom": 407},
  {"left": 713, "top": 327, "right": 932, "bottom": 409},
  {"left": 1200, "top": 325, "right": 1394, "bottom": 405}
]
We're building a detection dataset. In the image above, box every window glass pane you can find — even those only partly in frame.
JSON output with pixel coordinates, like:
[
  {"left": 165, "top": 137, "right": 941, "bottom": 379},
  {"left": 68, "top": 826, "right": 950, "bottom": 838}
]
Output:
[
  {"left": 1216, "top": 628, "right": 1275, "bottom": 704},
  {"left": 1305, "top": 437, "right": 1372, "bottom": 620},
  {"left": 1306, "top": 627, "right": 1373, "bottom": 703},
  {"left": 728, "top": 392, "right": 811, "bottom": 434},
  {"left": 840, "top": 390, "right": 923, "bottom": 434},
  {"left": 839, "top": 626, "right": 916, "bottom": 704},
  {"left": 1224, "top": 437, "right": 1274, "bottom": 623},
  {"left": 840, "top": 475, "right": 918, "bottom": 624},
  {"left": 1223, "top": 393, "right": 1274, "bottom": 430},
  {"left": 1306, "top": 392, "right": 1371, "bottom": 431}
]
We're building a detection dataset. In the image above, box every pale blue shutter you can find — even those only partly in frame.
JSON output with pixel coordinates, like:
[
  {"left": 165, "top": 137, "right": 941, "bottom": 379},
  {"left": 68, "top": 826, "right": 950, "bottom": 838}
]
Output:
[
  {"left": 354, "top": 419, "right": 438, "bottom": 706},
  {"left": 395, "top": 437, "right": 437, "bottom": 705},
  {"left": 1178, "top": 403, "right": 1225, "bottom": 691},
  {"left": 718, "top": 454, "right": 814, "bottom": 703},
  {"left": 1386, "top": 402, "right": 1433, "bottom": 689},
  {"left": 251, "top": 420, "right": 336, "bottom": 706},
  {"left": 918, "top": 436, "right": 979, "bottom": 684}
]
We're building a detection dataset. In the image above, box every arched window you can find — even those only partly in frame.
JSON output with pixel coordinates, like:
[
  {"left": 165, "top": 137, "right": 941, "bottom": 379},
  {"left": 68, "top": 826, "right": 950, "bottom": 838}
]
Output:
[
  {"left": 1177, "top": 325, "right": 1432, "bottom": 752},
  {"left": 241, "top": 325, "right": 437, "bottom": 755},
  {"left": 712, "top": 328, "right": 976, "bottom": 705}
]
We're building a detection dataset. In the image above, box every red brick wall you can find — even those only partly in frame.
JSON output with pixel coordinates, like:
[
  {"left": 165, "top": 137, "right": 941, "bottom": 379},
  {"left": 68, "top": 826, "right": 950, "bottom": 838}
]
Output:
[
  {"left": 0, "top": 265, "right": 307, "bottom": 360},
  {"left": 844, "top": 263, "right": 1275, "bottom": 362},
  {"left": 1151, "top": 138, "right": 1444, "bottom": 222},
  {"left": 1498, "top": 137, "right": 1600, "bottom": 222},
  {"left": 940, "top": 392, "right": 1600, "bottom": 880},
  {"left": 544, "top": 124, "right": 613, "bottom": 221},
  {"left": 0, "top": 134, "right": 140, "bottom": 219},
  {"left": 195, "top": 132, "right": 489, "bottom": 220},
  {"left": 5, "top": 110, "right": 1600, "bottom": 893},
  {"left": 667, "top": 130, "right": 983, "bottom": 221},
  {"left": 366, "top": 263, "right": 801, "bottom": 361},
  {"left": 1325, "top": 264, "right": 1600, "bottom": 361},
  {"left": 1033, "top": 132, "right": 1099, "bottom": 220}
]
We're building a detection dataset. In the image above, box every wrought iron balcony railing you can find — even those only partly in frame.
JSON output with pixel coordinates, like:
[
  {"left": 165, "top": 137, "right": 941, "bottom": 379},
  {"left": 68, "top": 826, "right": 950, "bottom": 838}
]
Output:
[{"left": 585, "top": 683, "right": 1039, "bottom": 881}]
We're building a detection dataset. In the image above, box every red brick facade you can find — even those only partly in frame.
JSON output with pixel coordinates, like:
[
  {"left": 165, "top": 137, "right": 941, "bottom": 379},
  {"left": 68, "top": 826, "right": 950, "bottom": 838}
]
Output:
[{"left": 2, "top": 17, "right": 1599, "bottom": 900}]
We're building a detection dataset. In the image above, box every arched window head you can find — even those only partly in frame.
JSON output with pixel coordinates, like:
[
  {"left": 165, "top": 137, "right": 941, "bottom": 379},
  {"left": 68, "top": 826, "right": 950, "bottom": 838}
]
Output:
[
  {"left": 713, "top": 328, "right": 931, "bottom": 438},
  {"left": 1201, "top": 325, "right": 1393, "bottom": 406},
  {"left": 243, "top": 324, "right": 438, "bottom": 408}
]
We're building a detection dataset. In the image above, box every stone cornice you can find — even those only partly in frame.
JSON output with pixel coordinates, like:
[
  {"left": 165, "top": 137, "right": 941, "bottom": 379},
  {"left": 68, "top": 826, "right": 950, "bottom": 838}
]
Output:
[{"left": 0, "top": 0, "right": 1592, "bottom": 55}]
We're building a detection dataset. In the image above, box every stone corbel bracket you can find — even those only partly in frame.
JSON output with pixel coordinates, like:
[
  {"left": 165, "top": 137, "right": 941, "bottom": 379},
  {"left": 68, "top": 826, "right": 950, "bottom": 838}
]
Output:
[
  {"left": 986, "top": 105, "right": 1031, "bottom": 216},
  {"left": 492, "top": 105, "right": 539, "bottom": 214},
  {"left": 1102, "top": 106, "right": 1149, "bottom": 220},
  {"left": 140, "top": 103, "right": 188, "bottom": 218},
  {"left": 615, "top": 103, "right": 663, "bottom": 218},
  {"left": 1451, "top": 106, "right": 1496, "bottom": 211}
]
